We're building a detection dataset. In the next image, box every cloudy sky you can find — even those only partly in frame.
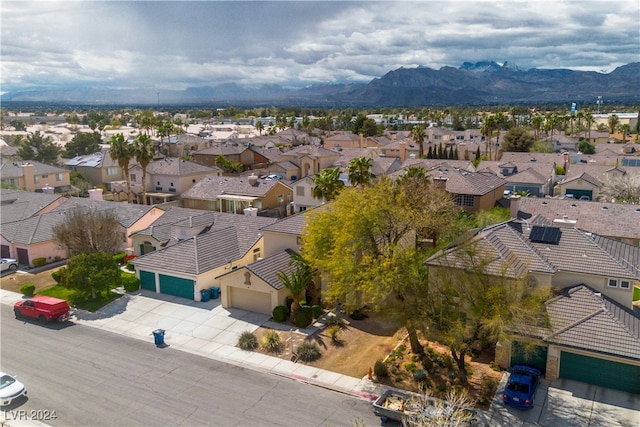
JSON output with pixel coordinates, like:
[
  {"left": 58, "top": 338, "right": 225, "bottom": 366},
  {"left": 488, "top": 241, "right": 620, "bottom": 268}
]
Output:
[{"left": 1, "top": 1, "right": 638, "bottom": 92}]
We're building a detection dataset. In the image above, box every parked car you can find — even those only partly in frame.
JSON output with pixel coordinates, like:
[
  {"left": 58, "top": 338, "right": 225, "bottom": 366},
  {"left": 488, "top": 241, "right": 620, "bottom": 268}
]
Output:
[
  {"left": 502, "top": 365, "right": 541, "bottom": 409},
  {"left": 0, "top": 258, "right": 18, "bottom": 272},
  {"left": 14, "top": 296, "right": 71, "bottom": 323},
  {"left": 0, "top": 372, "right": 27, "bottom": 406},
  {"left": 264, "top": 174, "right": 281, "bottom": 180}
]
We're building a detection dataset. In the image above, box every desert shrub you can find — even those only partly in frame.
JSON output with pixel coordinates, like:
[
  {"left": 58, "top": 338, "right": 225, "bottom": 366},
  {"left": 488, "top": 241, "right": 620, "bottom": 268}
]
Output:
[
  {"left": 113, "top": 253, "right": 126, "bottom": 265},
  {"left": 272, "top": 305, "right": 289, "bottom": 322},
  {"left": 261, "top": 330, "right": 280, "bottom": 351},
  {"left": 294, "top": 305, "right": 314, "bottom": 328},
  {"left": 126, "top": 262, "right": 135, "bottom": 271},
  {"left": 297, "top": 341, "right": 321, "bottom": 362},
  {"left": 442, "top": 354, "right": 455, "bottom": 370},
  {"left": 299, "top": 300, "right": 307, "bottom": 307},
  {"left": 421, "top": 354, "right": 434, "bottom": 371},
  {"left": 403, "top": 362, "right": 417, "bottom": 373},
  {"left": 32, "top": 257, "right": 46, "bottom": 267},
  {"left": 374, "top": 360, "right": 389, "bottom": 378},
  {"left": 410, "top": 353, "right": 420, "bottom": 362},
  {"left": 349, "top": 308, "right": 368, "bottom": 320},
  {"left": 413, "top": 369, "right": 428, "bottom": 382},
  {"left": 311, "top": 304, "right": 323, "bottom": 318},
  {"left": 436, "top": 383, "right": 448, "bottom": 393},
  {"left": 238, "top": 331, "right": 258, "bottom": 350},
  {"left": 395, "top": 375, "right": 404, "bottom": 382},
  {"left": 326, "top": 314, "right": 345, "bottom": 328},
  {"left": 19, "top": 283, "right": 36, "bottom": 296},
  {"left": 121, "top": 273, "right": 140, "bottom": 292},
  {"left": 51, "top": 268, "right": 64, "bottom": 283},
  {"left": 326, "top": 325, "right": 342, "bottom": 342}
]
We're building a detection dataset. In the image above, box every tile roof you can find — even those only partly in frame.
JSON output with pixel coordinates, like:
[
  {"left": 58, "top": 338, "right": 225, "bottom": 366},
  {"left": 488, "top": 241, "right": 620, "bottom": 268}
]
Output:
[
  {"left": 282, "top": 145, "right": 340, "bottom": 159},
  {"left": 0, "top": 189, "right": 66, "bottom": 223},
  {"left": 499, "top": 152, "right": 565, "bottom": 165},
  {"left": 544, "top": 285, "right": 640, "bottom": 360},
  {"left": 0, "top": 211, "right": 67, "bottom": 244},
  {"left": 562, "top": 171, "right": 602, "bottom": 187},
  {"left": 1, "top": 160, "right": 68, "bottom": 178},
  {"left": 238, "top": 249, "right": 298, "bottom": 290},
  {"left": 517, "top": 197, "right": 640, "bottom": 241},
  {"left": 146, "top": 157, "right": 219, "bottom": 176},
  {"left": 181, "top": 174, "right": 285, "bottom": 200},
  {"left": 427, "top": 168, "right": 505, "bottom": 195},
  {"left": 50, "top": 197, "right": 155, "bottom": 228},
  {"left": 193, "top": 144, "right": 247, "bottom": 156},
  {"left": 63, "top": 149, "right": 119, "bottom": 168},
  {"left": 260, "top": 212, "right": 308, "bottom": 236}
]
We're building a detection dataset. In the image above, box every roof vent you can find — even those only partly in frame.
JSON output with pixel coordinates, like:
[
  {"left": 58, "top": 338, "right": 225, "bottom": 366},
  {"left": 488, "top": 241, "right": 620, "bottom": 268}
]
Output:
[{"left": 602, "top": 206, "right": 608, "bottom": 210}]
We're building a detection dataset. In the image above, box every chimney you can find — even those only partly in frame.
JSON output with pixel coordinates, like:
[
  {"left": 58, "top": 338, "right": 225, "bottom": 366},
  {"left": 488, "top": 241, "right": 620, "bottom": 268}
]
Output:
[
  {"left": 563, "top": 152, "right": 569, "bottom": 172},
  {"left": 248, "top": 173, "right": 258, "bottom": 186},
  {"left": 399, "top": 140, "right": 407, "bottom": 161},
  {"left": 88, "top": 188, "right": 104, "bottom": 201},
  {"left": 42, "top": 184, "right": 54, "bottom": 195},
  {"left": 510, "top": 195, "right": 521, "bottom": 219},
  {"left": 20, "top": 163, "right": 34, "bottom": 191},
  {"left": 243, "top": 206, "right": 258, "bottom": 217},
  {"left": 359, "top": 133, "right": 364, "bottom": 148},
  {"left": 432, "top": 177, "right": 447, "bottom": 191}
]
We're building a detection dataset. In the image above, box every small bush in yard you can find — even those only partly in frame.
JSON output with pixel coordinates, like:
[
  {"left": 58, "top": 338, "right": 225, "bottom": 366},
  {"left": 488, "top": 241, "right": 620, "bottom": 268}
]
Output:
[
  {"left": 121, "top": 274, "right": 140, "bottom": 292},
  {"left": 20, "top": 284, "right": 36, "bottom": 296},
  {"left": 413, "top": 369, "right": 428, "bottom": 382},
  {"left": 403, "top": 362, "right": 417, "bottom": 373},
  {"left": 113, "top": 253, "right": 126, "bottom": 265},
  {"left": 374, "top": 360, "right": 389, "bottom": 378},
  {"left": 32, "top": 257, "right": 46, "bottom": 267},
  {"left": 294, "top": 305, "right": 314, "bottom": 328},
  {"left": 51, "top": 269, "right": 64, "bottom": 283},
  {"left": 326, "top": 314, "right": 345, "bottom": 328},
  {"left": 261, "top": 330, "right": 281, "bottom": 351},
  {"left": 238, "top": 331, "right": 258, "bottom": 350},
  {"left": 297, "top": 341, "right": 321, "bottom": 362},
  {"left": 311, "top": 304, "right": 323, "bottom": 318},
  {"left": 349, "top": 308, "right": 368, "bottom": 320},
  {"left": 272, "top": 305, "right": 289, "bottom": 322},
  {"left": 326, "top": 325, "right": 342, "bottom": 342}
]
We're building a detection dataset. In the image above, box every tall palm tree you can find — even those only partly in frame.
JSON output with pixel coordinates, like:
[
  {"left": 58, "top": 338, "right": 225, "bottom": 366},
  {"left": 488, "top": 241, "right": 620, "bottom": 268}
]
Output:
[
  {"left": 133, "top": 133, "right": 155, "bottom": 205},
  {"left": 481, "top": 115, "right": 495, "bottom": 160},
  {"left": 109, "top": 133, "right": 133, "bottom": 203},
  {"left": 619, "top": 123, "right": 631, "bottom": 143},
  {"left": 584, "top": 112, "right": 594, "bottom": 141},
  {"left": 411, "top": 125, "right": 426, "bottom": 158},
  {"left": 608, "top": 114, "right": 620, "bottom": 135},
  {"left": 311, "top": 167, "right": 344, "bottom": 202},
  {"left": 530, "top": 115, "right": 544, "bottom": 139},
  {"left": 347, "top": 157, "right": 374, "bottom": 189},
  {"left": 277, "top": 263, "right": 312, "bottom": 323},
  {"left": 255, "top": 120, "right": 264, "bottom": 135}
]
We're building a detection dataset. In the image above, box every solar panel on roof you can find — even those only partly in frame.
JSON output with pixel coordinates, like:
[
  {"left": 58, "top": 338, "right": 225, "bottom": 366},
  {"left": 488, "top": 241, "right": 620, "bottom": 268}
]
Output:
[{"left": 529, "top": 225, "right": 561, "bottom": 244}]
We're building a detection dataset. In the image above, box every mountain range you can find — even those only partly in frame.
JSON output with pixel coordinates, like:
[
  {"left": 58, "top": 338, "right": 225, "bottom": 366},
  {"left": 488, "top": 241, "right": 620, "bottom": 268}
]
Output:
[{"left": 2, "top": 61, "right": 638, "bottom": 107}]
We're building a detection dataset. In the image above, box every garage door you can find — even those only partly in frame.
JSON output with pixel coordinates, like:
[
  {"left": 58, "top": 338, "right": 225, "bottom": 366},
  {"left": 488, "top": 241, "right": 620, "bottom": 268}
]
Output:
[
  {"left": 139, "top": 270, "right": 156, "bottom": 291},
  {"left": 159, "top": 274, "right": 194, "bottom": 300},
  {"left": 565, "top": 189, "right": 593, "bottom": 200},
  {"left": 229, "top": 287, "right": 272, "bottom": 315},
  {"left": 511, "top": 341, "right": 548, "bottom": 373},
  {"left": 559, "top": 351, "right": 640, "bottom": 394}
]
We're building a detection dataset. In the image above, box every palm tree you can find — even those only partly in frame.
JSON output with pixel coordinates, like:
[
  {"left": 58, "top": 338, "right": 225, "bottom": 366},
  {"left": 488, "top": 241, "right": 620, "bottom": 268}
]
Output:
[
  {"left": 347, "top": 157, "right": 374, "bottom": 189},
  {"left": 133, "top": 133, "right": 155, "bottom": 205},
  {"left": 255, "top": 120, "right": 264, "bottom": 135},
  {"left": 311, "top": 167, "right": 345, "bottom": 202},
  {"left": 619, "top": 124, "right": 631, "bottom": 143},
  {"left": 530, "top": 115, "right": 543, "bottom": 139},
  {"left": 608, "top": 114, "right": 620, "bottom": 135},
  {"left": 277, "top": 261, "right": 312, "bottom": 323},
  {"left": 109, "top": 133, "right": 133, "bottom": 203},
  {"left": 584, "top": 112, "right": 594, "bottom": 141},
  {"left": 411, "top": 125, "right": 426, "bottom": 158},
  {"left": 396, "top": 165, "right": 429, "bottom": 188},
  {"left": 481, "top": 115, "right": 495, "bottom": 160}
]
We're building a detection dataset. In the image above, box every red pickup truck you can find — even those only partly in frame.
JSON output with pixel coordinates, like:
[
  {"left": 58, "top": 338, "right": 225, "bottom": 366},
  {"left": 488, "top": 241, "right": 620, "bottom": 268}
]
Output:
[{"left": 14, "top": 296, "right": 71, "bottom": 323}]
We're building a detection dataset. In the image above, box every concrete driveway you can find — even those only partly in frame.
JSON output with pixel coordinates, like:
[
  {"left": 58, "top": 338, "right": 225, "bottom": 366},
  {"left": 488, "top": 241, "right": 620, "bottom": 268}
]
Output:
[{"left": 486, "top": 373, "right": 640, "bottom": 427}]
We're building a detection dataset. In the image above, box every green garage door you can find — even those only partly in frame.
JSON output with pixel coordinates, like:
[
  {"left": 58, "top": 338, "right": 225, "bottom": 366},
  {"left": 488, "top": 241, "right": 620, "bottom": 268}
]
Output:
[
  {"left": 559, "top": 351, "right": 640, "bottom": 394},
  {"left": 565, "top": 189, "right": 592, "bottom": 200},
  {"left": 511, "top": 341, "right": 548, "bottom": 373},
  {"left": 159, "top": 274, "right": 194, "bottom": 300},
  {"left": 140, "top": 270, "right": 156, "bottom": 291}
]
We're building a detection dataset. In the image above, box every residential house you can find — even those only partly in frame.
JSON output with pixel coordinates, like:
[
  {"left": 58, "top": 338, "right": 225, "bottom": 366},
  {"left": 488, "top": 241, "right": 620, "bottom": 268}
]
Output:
[
  {"left": 130, "top": 213, "right": 276, "bottom": 302},
  {"left": 425, "top": 217, "right": 640, "bottom": 393},
  {"left": 124, "top": 157, "right": 222, "bottom": 205},
  {"left": 278, "top": 145, "right": 341, "bottom": 179},
  {"left": 557, "top": 171, "right": 602, "bottom": 200},
  {"left": 291, "top": 176, "right": 321, "bottom": 213},
  {"left": 476, "top": 160, "right": 556, "bottom": 197},
  {"left": 1, "top": 161, "right": 72, "bottom": 193},
  {"left": 260, "top": 211, "right": 307, "bottom": 256},
  {"left": 427, "top": 167, "right": 506, "bottom": 213},
  {"left": 0, "top": 144, "right": 19, "bottom": 162},
  {"left": 181, "top": 174, "right": 294, "bottom": 217},
  {"left": 322, "top": 132, "right": 362, "bottom": 150},
  {"left": 64, "top": 148, "right": 124, "bottom": 189}
]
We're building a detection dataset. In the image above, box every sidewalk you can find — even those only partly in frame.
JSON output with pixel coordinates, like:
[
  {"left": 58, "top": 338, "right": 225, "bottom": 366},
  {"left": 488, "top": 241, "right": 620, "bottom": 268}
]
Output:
[{"left": 1, "top": 289, "right": 385, "bottom": 402}]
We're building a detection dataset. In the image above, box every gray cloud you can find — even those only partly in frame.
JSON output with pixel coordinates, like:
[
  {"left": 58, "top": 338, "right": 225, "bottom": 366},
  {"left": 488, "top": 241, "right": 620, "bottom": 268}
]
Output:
[{"left": 1, "top": 1, "right": 637, "bottom": 92}]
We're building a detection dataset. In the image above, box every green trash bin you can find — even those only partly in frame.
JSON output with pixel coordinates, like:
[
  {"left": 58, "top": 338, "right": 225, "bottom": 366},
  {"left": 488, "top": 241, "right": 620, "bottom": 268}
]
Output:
[{"left": 210, "top": 287, "right": 220, "bottom": 299}]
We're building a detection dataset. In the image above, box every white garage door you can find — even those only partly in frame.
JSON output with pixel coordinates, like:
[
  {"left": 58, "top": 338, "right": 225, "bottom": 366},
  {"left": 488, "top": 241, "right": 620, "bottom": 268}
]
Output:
[{"left": 229, "top": 287, "right": 272, "bottom": 315}]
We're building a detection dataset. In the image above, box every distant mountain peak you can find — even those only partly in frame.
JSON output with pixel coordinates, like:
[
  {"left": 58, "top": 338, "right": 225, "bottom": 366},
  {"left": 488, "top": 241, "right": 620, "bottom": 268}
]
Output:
[{"left": 459, "top": 61, "right": 502, "bottom": 72}]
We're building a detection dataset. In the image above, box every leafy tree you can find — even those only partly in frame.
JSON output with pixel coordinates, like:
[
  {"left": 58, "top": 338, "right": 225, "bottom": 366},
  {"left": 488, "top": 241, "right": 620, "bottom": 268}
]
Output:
[
  {"left": 52, "top": 206, "right": 123, "bottom": 257},
  {"left": 347, "top": 157, "right": 374, "bottom": 189},
  {"left": 132, "top": 133, "right": 155, "bottom": 205},
  {"left": 529, "top": 139, "right": 553, "bottom": 153},
  {"left": 618, "top": 124, "right": 631, "bottom": 143},
  {"left": 412, "top": 125, "right": 426, "bottom": 158},
  {"left": 69, "top": 171, "right": 92, "bottom": 196},
  {"left": 311, "top": 167, "right": 344, "bottom": 202},
  {"left": 425, "top": 244, "right": 549, "bottom": 385},
  {"left": 501, "top": 127, "right": 536, "bottom": 152},
  {"left": 109, "top": 133, "right": 133, "bottom": 202},
  {"left": 10, "top": 119, "right": 26, "bottom": 131},
  {"left": 578, "top": 139, "right": 595, "bottom": 154},
  {"left": 16, "top": 131, "right": 61, "bottom": 163},
  {"left": 607, "top": 114, "right": 620, "bottom": 135},
  {"left": 64, "top": 132, "right": 102, "bottom": 157},
  {"left": 598, "top": 175, "right": 640, "bottom": 204},
  {"left": 57, "top": 252, "right": 122, "bottom": 300},
  {"left": 302, "top": 177, "right": 458, "bottom": 354}
]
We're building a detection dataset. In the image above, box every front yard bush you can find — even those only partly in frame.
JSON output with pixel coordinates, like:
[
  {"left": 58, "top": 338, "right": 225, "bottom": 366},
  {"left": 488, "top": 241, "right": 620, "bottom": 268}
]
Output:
[
  {"left": 20, "top": 283, "right": 36, "bottom": 297},
  {"left": 51, "top": 269, "right": 64, "bottom": 283},
  {"left": 297, "top": 341, "right": 321, "bottom": 362},
  {"left": 113, "top": 253, "right": 126, "bottom": 265},
  {"left": 238, "top": 331, "right": 258, "bottom": 350},
  {"left": 311, "top": 304, "right": 323, "bottom": 318},
  {"left": 326, "top": 324, "right": 342, "bottom": 342},
  {"left": 294, "top": 305, "right": 314, "bottom": 328},
  {"left": 261, "top": 330, "right": 281, "bottom": 352},
  {"left": 272, "top": 305, "right": 289, "bottom": 322},
  {"left": 349, "top": 308, "right": 368, "bottom": 320},
  {"left": 374, "top": 360, "right": 389, "bottom": 378},
  {"left": 326, "top": 313, "right": 346, "bottom": 328},
  {"left": 121, "top": 273, "right": 140, "bottom": 292},
  {"left": 413, "top": 369, "right": 428, "bottom": 382},
  {"left": 32, "top": 257, "right": 46, "bottom": 268}
]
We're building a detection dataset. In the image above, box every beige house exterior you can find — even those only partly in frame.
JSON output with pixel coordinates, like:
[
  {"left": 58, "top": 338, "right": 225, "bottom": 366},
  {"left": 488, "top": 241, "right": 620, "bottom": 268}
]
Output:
[{"left": 1, "top": 161, "right": 71, "bottom": 193}]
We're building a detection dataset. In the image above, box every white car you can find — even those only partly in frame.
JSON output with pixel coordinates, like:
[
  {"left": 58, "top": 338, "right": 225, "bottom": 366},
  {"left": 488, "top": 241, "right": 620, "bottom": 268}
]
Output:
[
  {"left": 264, "top": 174, "right": 280, "bottom": 180},
  {"left": 0, "top": 372, "right": 27, "bottom": 406},
  {"left": 0, "top": 258, "right": 18, "bottom": 272}
]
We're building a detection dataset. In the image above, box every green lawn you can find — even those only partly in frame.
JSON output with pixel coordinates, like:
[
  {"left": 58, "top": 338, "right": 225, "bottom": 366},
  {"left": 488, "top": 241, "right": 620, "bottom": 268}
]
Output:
[
  {"left": 38, "top": 285, "right": 122, "bottom": 312},
  {"left": 634, "top": 286, "right": 640, "bottom": 302}
]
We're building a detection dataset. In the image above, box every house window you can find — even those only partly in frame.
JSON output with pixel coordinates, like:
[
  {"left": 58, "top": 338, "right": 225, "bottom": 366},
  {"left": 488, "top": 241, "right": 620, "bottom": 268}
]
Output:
[
  {"left": 56, "top": 173, "right": 63, "bottom": 181},
  {"left": 296, "top": 187, "right": 305, "bottom": 197},
  {"left": 253, "top": 247, "right": 261, "bottom": 261},
  {"left": 455, "top": 195, "right": 475, "bottom": 207},
  {"left": 106, "top": 167, "right": 118, "bottom": 176},
  {"left": 607, "top": 279, "right": 618, "bottom": 288},
  {"left": 620, "top": 280, "right": 631, "bottom": 289},
  {"left": 298, "top": 206, "right": 307, "bottom": 212},
  {"left": 41, "top": 174, "right": 48, "bottom": 179},
  {"left": 34, "top": 175, "right": 40, "bottom": 184},
  {"left": 130, "top": 174, "right": 136, "bottom": 182},
  {"left": 278, "top": 194, "right": 283, "bottom": 205}
]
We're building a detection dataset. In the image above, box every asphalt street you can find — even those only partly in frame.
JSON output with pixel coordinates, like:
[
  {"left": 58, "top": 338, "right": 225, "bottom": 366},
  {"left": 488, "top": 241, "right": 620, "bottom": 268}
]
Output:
[{"left": 0, "top": 305, "right": 383, "bottom": 427}]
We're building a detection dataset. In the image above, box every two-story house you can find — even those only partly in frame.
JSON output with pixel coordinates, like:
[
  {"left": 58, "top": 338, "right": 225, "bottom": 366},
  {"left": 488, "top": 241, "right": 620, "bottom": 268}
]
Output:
[{"left": 1, "top": 161, "right": 72, "bottom": 193}]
